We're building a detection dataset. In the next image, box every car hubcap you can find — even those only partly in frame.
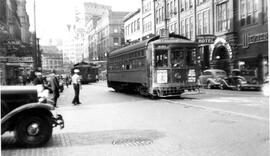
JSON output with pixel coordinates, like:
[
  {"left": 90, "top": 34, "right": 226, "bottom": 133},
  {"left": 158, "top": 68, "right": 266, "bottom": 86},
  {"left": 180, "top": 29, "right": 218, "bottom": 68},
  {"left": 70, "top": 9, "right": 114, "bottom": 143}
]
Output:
[{"left": 27, "top": 123, "right": 40, "bottom": 136}]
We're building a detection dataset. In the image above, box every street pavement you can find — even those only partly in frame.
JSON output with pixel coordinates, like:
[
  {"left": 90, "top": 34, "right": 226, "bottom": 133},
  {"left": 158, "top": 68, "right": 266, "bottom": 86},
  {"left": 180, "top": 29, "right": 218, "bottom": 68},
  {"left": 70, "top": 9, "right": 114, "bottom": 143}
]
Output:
[{"left": 1, "top": 81, "right": 269, "bottom": 156}]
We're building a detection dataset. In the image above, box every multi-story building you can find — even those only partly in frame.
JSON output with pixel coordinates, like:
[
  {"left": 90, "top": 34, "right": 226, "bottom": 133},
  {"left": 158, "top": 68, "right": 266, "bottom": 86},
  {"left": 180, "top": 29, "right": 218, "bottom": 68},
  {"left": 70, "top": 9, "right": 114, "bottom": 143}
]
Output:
[
  {"left": 236, "top": 0, "right": 268, "bottom": 83},
  {"left": 123, "top": 9, "right": 141, "bottom": 43},
  {"left": 150, "top": 0, "right": 268, "bottom": 83},
  {"left": 88, "top": 11, "right": 128, "bottom": 61},
  {"left": 155, "top": 0, "right": 179, "bottom": 35},
  {"left": 62, "top": 2, "right": 111, "bottom": 64},
  {"left": 41, "top": 46, "right": 63, "bottom": 73},
  {"left": 141, "top": 0, "right": 155, "bottom": 39},
  {"left": 0, "top": 0, "right": 32, "bottom": 85}
]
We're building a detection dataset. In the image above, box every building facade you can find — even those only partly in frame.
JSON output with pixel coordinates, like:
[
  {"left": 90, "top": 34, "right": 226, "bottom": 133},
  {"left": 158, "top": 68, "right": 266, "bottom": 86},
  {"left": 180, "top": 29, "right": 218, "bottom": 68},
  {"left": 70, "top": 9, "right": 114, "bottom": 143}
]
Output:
[
  {"left": 123, "top": 9, "right": 141, "bottom": 43},
  {"left": 0, "top": 0, "right": 33, "bottom": 85},
  {"left": 236, "top": 0, "right": 268, "bottom": 83},
  {"left": 41, "top": 46, "right": 63, "bottom": 73},
  {"left": 88, "top": 11, "right": 128, "bottom": 61},
  {"left": 147, "top": 0, "right": 268, "bottom": 83},
  {"left": 141, "top": 0, "right": 156, "bottom": 39}
]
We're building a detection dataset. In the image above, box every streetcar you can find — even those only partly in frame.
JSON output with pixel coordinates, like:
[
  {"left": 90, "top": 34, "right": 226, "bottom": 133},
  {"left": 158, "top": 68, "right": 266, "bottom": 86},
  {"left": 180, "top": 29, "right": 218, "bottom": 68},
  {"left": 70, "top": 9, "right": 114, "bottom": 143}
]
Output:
[
  {"left": 72, "top": 62, "right": 99, "bottom": 84},
  {"left": 107, "top": 33, "right": 200, "bottom": 98}
]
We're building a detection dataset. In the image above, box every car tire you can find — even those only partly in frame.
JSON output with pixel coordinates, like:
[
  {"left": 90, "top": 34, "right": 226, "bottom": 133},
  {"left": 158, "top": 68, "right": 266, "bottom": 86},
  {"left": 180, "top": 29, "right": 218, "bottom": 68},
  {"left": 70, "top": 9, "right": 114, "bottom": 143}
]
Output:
[
  {"left": 15, "top": 115, "right": 52, "bottom": 147},
  {"left": 220, "top": 83, "right": 225, "bottom": 90},
  {"left": 207, "top": 82, "right": 212, "bottom": 89},
  {"left": 236, "top": 84, "right": 242, "bottom": 91}
]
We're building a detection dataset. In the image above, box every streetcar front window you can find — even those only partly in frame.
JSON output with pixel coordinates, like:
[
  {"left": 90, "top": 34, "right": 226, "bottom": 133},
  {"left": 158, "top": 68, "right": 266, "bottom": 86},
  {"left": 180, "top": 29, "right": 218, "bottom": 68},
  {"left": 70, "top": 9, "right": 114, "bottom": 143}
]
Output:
[
  {"left": 171, "top": 48, "right": 185, "bottom": 68},
  {"left": 186, "top": 48, "right": 197, "bottom": 66},
  {"left": 155, "top": 50, "right": 168, "bottom": 67}
]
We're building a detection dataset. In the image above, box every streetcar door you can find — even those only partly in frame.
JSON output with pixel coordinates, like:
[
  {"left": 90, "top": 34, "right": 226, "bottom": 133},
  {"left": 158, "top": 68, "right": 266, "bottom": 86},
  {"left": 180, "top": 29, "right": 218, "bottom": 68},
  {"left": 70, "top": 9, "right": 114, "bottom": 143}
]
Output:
[{"left": 154, "top": 49, "right": 169, "bottom": 84}]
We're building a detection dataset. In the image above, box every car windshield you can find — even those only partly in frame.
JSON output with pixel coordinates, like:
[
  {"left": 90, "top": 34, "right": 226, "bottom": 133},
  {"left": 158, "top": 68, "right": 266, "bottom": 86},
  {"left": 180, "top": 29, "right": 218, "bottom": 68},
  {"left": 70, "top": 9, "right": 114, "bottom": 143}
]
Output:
[
  {"left": 155, "top": 49, "right": 168, "bottom": 67},
  {"left": 216, "top": 71, "right": 226, "bottom": 76}
]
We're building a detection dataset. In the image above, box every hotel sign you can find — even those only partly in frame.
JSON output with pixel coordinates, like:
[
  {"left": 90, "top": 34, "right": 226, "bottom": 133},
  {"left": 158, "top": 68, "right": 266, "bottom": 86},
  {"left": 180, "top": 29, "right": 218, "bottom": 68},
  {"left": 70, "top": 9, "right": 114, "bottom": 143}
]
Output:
[
  {"left": 196, "top": 35, "right": 216, "bottom": 44},
  {"left": 242, "top": 32, "right": 268, "bottom": 48}
]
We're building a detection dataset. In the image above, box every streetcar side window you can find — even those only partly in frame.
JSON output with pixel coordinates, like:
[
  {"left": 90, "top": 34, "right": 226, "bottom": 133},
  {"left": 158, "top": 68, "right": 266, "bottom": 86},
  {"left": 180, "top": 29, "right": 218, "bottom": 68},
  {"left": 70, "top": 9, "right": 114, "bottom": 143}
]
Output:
[
  {"left": 155, "top": 50, "right": 168, "bottom": 67},
  {"left": 171, "top": 48, "right": 185, "bottom": 68}
]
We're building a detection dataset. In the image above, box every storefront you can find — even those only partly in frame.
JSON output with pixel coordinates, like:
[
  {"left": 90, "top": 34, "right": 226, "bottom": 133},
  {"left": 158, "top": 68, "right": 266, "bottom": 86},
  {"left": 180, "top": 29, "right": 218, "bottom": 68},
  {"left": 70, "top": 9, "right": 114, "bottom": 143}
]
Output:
[
  {"left": 237, "top": 32, "right": 268, "bottom": 84},
  {"left": 196, "top": 35, "right": 216, "bottom": 72},
  {"left": 197, "top": 34, "right": 237, "bottom": 75}
]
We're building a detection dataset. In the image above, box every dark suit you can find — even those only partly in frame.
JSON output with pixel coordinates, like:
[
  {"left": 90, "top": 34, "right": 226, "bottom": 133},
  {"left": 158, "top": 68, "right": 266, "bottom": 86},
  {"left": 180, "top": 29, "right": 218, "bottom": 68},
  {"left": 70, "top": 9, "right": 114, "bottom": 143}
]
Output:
[{"left": 50, "top": 75, "right": 60, "bottom": 107}]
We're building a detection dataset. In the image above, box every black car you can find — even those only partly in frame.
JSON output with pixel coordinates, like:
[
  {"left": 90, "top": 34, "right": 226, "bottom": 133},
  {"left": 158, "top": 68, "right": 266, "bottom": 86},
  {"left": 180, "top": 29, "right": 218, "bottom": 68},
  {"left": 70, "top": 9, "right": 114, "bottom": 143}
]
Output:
[
  {"left": 1, "top": 85, "right": 64, "bottom": 147},
  {"left": 219, "top": 76, "right": 261, "bottom": 91}
]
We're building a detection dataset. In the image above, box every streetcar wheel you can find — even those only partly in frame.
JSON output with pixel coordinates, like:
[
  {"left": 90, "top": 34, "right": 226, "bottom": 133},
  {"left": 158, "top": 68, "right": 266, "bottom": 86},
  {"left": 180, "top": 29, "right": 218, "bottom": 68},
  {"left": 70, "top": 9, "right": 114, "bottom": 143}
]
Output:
[{"left": 15, "top": 115, "right": 52, "bottom": 147}]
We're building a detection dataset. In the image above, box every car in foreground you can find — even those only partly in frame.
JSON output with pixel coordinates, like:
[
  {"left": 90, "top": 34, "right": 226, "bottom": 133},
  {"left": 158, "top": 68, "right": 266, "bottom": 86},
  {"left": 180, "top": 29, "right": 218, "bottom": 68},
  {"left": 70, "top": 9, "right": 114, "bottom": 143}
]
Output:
[
  {"left": 198, "top": 69, "right": 227, "bottom": 89},
  {"left": 1, "top": 85, "right": 64, "bottom": 147}
]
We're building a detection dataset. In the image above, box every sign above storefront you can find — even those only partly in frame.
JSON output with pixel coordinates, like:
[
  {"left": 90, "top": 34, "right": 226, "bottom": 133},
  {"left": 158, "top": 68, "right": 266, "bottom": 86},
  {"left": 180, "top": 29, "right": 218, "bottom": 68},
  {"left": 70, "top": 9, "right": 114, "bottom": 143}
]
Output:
[
  {"left": 0, "top": 56, "right": 33, "bottom": 63},
  {"left": 196, "top": 35, "right": 216, "bottom": 44},
  {"left": 242, "top": 32, "right": 268, "bottom": 48}
]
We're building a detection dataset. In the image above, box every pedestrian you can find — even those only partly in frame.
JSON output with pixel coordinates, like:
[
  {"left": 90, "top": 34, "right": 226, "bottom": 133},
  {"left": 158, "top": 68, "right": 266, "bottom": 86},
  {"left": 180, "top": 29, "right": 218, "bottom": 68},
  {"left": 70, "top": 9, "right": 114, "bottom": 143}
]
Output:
[
  {"left": 32, "top": 72, "right": 44, "bottom": 85},
  {"left": 72, "top": 69, "right": 82, "bottom": 105},
  {"left": 48, "top": 70, "right": 60, "bottom": 107}
]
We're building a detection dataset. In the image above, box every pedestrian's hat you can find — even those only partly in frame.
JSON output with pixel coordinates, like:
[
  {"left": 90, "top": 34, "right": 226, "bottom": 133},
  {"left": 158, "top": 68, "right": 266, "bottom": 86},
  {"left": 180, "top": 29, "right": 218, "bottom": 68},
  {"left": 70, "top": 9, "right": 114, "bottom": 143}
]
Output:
[{"left": 74, "top": 69, "right": 80, "bottom": 73}]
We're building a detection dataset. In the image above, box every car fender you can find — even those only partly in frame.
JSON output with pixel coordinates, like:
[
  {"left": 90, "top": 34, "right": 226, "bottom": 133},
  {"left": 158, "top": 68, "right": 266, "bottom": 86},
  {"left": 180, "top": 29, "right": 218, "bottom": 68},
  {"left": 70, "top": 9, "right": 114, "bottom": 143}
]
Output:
[
  {"left": 207, "top": 78, "right": 219, "bottom": 85},
  {"left": 1, "top": 103, "right": 54, "bottom": 126},
  {"left": 219, "top": 79, "right": 229, "bottom": 87}
]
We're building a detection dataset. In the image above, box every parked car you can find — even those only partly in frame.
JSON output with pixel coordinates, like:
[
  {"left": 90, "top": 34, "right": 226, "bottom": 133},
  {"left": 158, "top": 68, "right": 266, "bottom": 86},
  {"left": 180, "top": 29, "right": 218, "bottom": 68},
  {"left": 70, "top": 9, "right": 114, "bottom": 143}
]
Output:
[
  {"left": 1, "top": 85, "right": 64, "bottom": 147},
  {"left": 219, "top": 75, "right": 261, "bottom": 91},
  {"left": 198, "top": 69, "right": 227, "bottom": 89}
]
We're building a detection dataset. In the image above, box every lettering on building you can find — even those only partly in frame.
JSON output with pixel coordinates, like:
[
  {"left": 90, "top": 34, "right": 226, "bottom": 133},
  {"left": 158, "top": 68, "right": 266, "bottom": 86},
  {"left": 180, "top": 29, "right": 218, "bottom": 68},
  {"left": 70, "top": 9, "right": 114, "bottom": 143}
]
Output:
[
  {"left": 242, "top": 32, "right": 268, "bottom": 48},
  {"left": 197, "top": 35, "right": 216, "bottom": 44}
]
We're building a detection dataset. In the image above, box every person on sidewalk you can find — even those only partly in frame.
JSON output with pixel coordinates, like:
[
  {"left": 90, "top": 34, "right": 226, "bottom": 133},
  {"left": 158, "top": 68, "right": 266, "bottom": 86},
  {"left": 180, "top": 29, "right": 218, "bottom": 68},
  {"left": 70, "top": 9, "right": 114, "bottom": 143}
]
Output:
[
  {"left": 72, "top": 69, "right": 82, "bottom": 105},
  {"left": 49, "top": 70, "right": 60, "bottom": 107}
]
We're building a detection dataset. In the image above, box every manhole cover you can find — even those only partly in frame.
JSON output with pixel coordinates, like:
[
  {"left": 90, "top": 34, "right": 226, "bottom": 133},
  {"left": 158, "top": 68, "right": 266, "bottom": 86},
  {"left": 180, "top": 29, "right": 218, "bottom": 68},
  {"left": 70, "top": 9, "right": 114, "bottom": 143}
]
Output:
[{"left": 112, "top": 138, "right": 153, "bottom": 146}]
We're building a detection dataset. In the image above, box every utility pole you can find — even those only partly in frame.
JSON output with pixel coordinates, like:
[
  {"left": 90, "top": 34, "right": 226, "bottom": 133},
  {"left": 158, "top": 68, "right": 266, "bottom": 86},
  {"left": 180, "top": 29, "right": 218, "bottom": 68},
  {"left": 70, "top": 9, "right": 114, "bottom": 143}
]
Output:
[{"left": 33, "top": 0, "right": 37, "bottom": 71}]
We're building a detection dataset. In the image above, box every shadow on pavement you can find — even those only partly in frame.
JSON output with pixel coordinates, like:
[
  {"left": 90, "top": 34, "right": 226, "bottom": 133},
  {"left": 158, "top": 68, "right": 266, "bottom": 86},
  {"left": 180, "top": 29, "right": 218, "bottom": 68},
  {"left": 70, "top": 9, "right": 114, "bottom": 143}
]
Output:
[{"left": 1, "top": 129, "right": 165, "bottom": 150}]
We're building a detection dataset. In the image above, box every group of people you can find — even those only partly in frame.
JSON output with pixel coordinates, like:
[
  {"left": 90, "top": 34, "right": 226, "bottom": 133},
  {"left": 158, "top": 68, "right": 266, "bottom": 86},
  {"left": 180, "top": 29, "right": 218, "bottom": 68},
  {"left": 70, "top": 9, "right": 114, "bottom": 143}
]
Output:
[{"left": 32, "top": 69, "right": 82, "bottom": 107}]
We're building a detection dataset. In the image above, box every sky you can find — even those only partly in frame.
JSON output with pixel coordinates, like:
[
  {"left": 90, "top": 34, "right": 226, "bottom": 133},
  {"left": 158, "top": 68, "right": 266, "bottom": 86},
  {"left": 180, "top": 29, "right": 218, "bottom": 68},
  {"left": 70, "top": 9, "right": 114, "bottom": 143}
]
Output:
[{"left": 26, "top": 0, "right": 140, "bottom": 45}]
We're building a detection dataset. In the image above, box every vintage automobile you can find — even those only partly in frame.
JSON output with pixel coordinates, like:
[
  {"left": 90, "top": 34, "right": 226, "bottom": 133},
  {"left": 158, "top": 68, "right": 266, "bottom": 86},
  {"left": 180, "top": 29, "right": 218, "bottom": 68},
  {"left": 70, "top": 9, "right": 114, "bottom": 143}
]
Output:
[
  {"left": 198, "top": 69, "right": 227, "bottom": 89},
  {"left": 1, "top": 85, "right": 64, "bottom": 147},
  {"left": 218, "top": 75, "right": 261, "bottom": 91}
]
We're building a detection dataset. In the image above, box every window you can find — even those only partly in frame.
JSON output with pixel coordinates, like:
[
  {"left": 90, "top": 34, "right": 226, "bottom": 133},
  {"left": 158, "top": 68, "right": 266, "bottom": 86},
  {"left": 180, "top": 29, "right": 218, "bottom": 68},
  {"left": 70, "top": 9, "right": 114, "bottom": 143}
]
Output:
[
  {"left": 186, "top": 48, "right": 196, "bottom": 66},
  {"left": 180, "top": 0, "right": 184, "bottom": 11},
  {"left": 171, "top": 48, "right": 184, "bottom": 68},
  {"left": 203, "top": 10, "right": 209, "bottom": 34},
  {"left": 181, "top": 20, "right": 185, "bottom": 36},
  {"left": 197, "top": 13, "right": 203, "bottom": 35},
  {"left": 155, "top": 49, "right": 168, "bottom": 67},
  {"left": 189, "top": 16, "right": 193, "bottom": 39},
  {"left": 240, "top": 0, "right": 258, "bottom": 26},
  {"left": 263, "top": 0, "right": 267, "bottom": 23},
  {"left": 156, "top": 10, "right": 159, "bottom": 23},
  {"left": 216, "top": 2, "right": 229, "bottom": 32},
  {"left": 174, "top": 0, "right": 177, "bottom": 13},
  {"left": 185, "top": 18, "right": 189, "bottom": 38},
  {"left": 174, "top": 23, "right": 177, "bottom": 33},
  {"left": 113, "top": 38, "right": 119, "bottom": 45},
  {"left": 137, "top": 19, "right": 140, "bottom": 30}
]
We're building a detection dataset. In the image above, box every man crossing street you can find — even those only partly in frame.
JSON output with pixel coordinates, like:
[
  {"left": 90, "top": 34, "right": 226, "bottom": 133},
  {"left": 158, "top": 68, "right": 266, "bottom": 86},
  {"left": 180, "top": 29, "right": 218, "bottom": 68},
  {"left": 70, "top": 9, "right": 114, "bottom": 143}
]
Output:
[{"left": 72, "top": 69, "right": 82, "bottom": 105}]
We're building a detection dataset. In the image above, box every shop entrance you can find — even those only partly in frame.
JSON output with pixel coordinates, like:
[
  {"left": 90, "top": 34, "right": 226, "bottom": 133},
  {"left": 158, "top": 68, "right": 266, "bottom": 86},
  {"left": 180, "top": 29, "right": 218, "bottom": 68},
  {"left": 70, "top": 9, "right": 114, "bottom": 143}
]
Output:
[{"left": 212, "top": 46, "right": 231, "bottom": 74}]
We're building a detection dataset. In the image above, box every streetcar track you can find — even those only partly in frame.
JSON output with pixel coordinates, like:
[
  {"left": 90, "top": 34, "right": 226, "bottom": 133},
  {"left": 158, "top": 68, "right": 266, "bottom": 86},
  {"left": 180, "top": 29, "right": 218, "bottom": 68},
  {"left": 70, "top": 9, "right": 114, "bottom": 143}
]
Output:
[{"left": 161, "top": 99, "right": 269, "bottom": 122}]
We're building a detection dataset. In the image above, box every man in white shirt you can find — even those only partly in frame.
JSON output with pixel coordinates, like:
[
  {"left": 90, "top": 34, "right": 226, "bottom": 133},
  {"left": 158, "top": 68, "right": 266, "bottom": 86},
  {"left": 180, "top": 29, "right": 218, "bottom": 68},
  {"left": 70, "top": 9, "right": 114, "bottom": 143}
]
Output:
[{"left": 71, "top": 69, "right": 82, "bottom": 105}]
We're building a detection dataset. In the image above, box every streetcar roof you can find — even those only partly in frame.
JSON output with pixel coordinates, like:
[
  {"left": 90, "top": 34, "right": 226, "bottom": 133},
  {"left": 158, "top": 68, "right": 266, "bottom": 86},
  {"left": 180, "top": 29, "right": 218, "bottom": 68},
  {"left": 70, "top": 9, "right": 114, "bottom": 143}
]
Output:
[{"left": 109, "top": 34, "right": 197, "bottom": 56}]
